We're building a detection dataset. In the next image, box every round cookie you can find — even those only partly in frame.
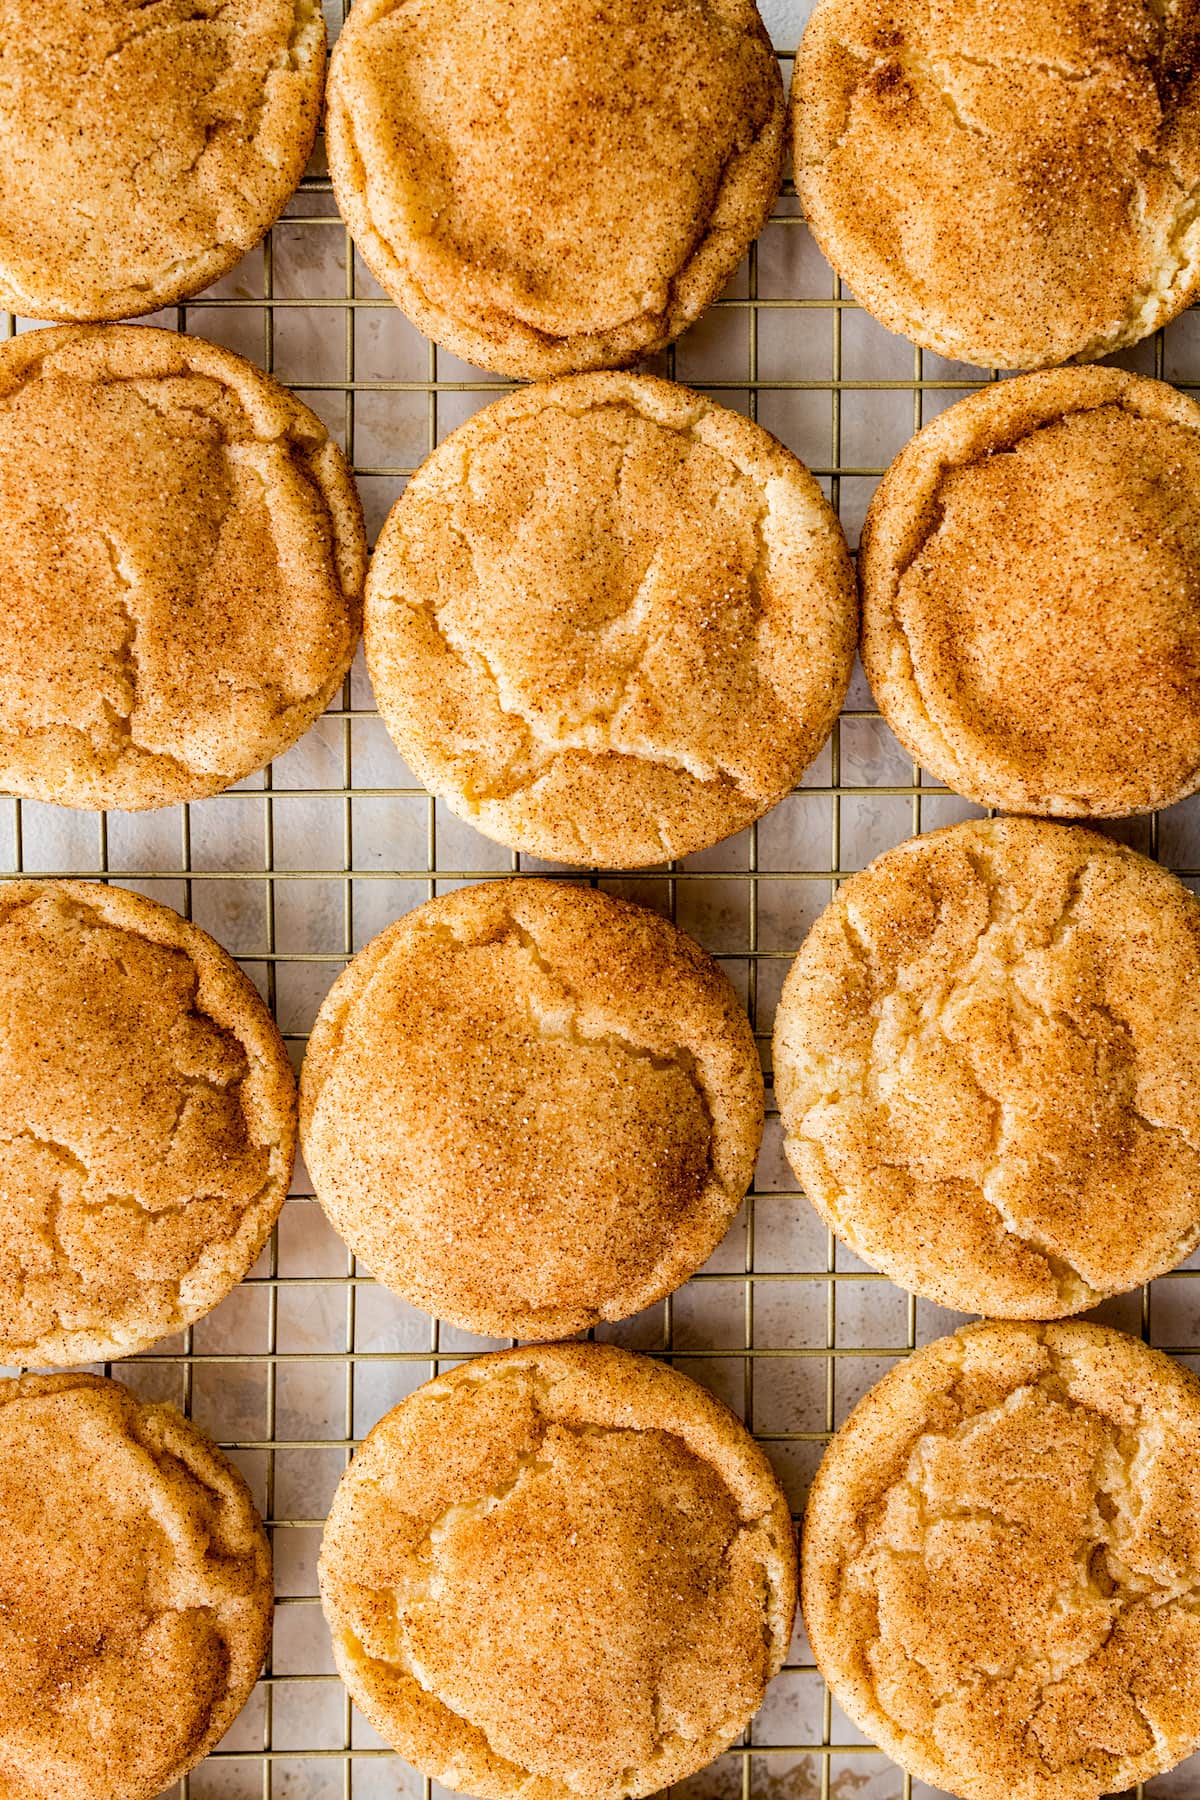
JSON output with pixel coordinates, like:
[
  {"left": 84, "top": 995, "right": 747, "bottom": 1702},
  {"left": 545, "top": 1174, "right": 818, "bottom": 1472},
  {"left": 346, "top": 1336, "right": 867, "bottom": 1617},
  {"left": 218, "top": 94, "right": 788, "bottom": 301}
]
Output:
[
  {"left": 0, "top": 879, "right": 296, "bottom": 1367},
  {"left": 0, "top": 325, "right": 365, "bottom": 810},
  {"left": 0, "top": 1370, "right": 272, "bottom": 1800},
  {"left": 326, "top": 0, "right": 785, "bottom": 379},
  {"left": 804, "top": 1320, "right": 1200, "bottom": 1800},
  {"left": 320, "top": 1342, "right": 796, "bottom": 1800},
  {"left": 773, "top": 817, "right": 1200, "bottom": 1318},
  {"left": 299, "top": 879, "right": 763, "bottom": 1339},
  {"left": 0, "top": 0, "right": 326, "bottom": 322},
  {"left": 365, "top": 374, "right": 856, "bottom": 867},
  {"left": 791, "top": 0, "right": 1200, "bottom": 369},
  {"left": 860, "top": 368, "right": 1200, "bottom": 816}
]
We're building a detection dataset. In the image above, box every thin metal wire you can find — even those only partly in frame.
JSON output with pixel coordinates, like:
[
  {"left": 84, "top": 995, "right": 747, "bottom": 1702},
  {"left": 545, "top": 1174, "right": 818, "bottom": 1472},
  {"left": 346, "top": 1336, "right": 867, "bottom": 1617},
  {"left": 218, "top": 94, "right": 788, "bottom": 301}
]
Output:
[{"left": 1, "top": 19, "right": 1196, "bottom": 1800}]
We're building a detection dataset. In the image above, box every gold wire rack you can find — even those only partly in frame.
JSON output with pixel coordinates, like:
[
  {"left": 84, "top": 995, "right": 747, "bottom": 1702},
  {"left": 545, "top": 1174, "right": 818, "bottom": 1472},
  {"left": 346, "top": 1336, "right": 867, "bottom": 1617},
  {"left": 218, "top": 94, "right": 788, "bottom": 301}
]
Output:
[{"left": 3, "top": 5, "right": 1200, "bottom": 1798}]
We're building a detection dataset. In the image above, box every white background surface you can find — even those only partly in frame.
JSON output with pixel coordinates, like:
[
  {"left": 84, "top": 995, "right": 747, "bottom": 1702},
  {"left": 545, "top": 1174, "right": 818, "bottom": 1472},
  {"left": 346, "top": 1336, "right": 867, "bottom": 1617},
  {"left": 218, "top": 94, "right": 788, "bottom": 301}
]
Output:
[{"left": 4, "top": 1, "right": 1200, "bottom": 1796}]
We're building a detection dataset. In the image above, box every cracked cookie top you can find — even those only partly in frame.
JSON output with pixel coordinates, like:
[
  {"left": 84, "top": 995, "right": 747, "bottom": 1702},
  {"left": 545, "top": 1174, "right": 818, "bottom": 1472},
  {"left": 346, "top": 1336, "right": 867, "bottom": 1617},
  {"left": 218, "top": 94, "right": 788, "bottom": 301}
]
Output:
[
  {"left": 319, "top": 1342, "right": 796, "bottom": 1800},
  {"left": 0, "top": 880, "right": 297, "bottom": 1366},
  {"left": 803, "top": 1320, "right": 1200, "bottom": 1800},
  {"left": 772, "top": 817, "right": 1200, "bottom": 1318},
  {"left": 364, "top": 374, "right": 856, "bottom": 867},
  {"left": 0, "top": 325, "right": 366, "bottom": 810},
  {"left": 0, "top": 0, "right": 325, "bottom": 321},
  {"left": 0, "top": 1371, "right": 272, "bottom": 1800},
  {"left": 791, "top": 0, "right": 1200, "bottom": 368},
  {"left": 325, "top": 0, "right": 784, "bottom": 378},
  {"left": 861, "top": 368, "right": 1200, "bottom": 817},
  {"left": 299, "top": 879, "right": 764, "bottom": 1339}
]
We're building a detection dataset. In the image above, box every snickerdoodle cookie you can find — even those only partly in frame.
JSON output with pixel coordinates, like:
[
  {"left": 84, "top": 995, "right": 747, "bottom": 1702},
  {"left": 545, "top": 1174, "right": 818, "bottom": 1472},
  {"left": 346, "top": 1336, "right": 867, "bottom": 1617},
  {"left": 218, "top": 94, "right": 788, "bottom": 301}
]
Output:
[
  {"left": 791, "top": 0, "right": 1200, "bottom": 368},
  {"left": 0, "top": 0, "right": 325, "bottom": 321},
  {"left": 804, "top": 1320, "right": 1200, "bottom": 1800},
  {"left": 861, "top": 368, "right": 1200, "bottom": 816},
  {"left": 300, "top": 879, "right": 763, "bottom": 1339},
  {"left": 320, "top": 1343, "right": 796, "bottom": 1800},
  {"left": 0, "top": 1371, "right": 272, "bottom": 1800},
  {"left": 0, "top": 325, "right": 365, "bottom": 810},
  {"left": 773, "top": 818, "right": 1200, "bottom": 1318},
  {"left": 0, "top": 880, "right": 296, "bottom": 1367},
  {"left": 326, "top": 0, "right": 784, "bottom": 378},
  {"left": 365, "top": 375, "right": 855, "bottom": 867}
]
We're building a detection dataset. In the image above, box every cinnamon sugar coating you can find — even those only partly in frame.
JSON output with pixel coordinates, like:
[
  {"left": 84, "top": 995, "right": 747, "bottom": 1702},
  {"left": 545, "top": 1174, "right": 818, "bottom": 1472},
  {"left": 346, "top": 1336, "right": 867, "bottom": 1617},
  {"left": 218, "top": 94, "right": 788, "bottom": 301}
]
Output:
[
  {"left": 327, "top": 0, "right": 784, "bottom": 378},
  {"left": 804, "top": 1321, "right": 1200, "bottom": 1800},
  {"left": 792, "top": 0, "right": 1200, "bottom": 368},
  {"left": 0, "top": 880, "right": 296, "bottom": 1366},
  {"left": 774, "top": 818, "right": 1200, "bottom": 1317},
  {"left": 0, "top": 325, "right": 365, "bottom": 810},
  {"left": 300, "top": 879, "right": 763, "bottom": 1339},
  {"left": 0, "top": 1370, "right": 272, "bottom": 1800},
  {"left": 365, "top": 373, "right": 855, "bottom": 867},
  {"left": 320, "top": 1343, "right": 796, "bottom": 1800}
]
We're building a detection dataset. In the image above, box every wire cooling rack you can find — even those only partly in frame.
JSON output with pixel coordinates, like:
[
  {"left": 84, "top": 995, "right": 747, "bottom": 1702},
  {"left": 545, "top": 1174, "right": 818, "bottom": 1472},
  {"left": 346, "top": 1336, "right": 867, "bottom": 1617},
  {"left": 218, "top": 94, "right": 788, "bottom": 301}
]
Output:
[{"left": 5, "top": 3, "right": 1200, "bottom": 1797}]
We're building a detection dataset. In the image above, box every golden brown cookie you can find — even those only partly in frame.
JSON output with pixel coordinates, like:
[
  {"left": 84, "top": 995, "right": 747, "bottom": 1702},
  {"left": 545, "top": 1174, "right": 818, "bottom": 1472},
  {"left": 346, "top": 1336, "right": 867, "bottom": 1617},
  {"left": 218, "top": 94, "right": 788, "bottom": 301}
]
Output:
[
  {"left": 0, "top": 1370, "right": 272, "bottom": 1800},
  {"left": 326, "top": 0, "right": 784, "bottom": 378},
  {"left": 804, "top": 1320, "right": 1200, "bottom": 1800},
  {"left": 365, "top": 374, "right": 856, "bottom": 867},
  {"left": 299, "top": 879, "right": 763, "bottom": 1339},
  {"left": 0, "top": 880, "right": 296, "bottom": 1367},
  {"left": 320, "top": 1342, "right": 796, "bottom": 1800},
  {"left": 0, "top": 324, "right": 365, "bottom": 810},
  {"left": 0, "top": 0, "right": 325, "bottom": 321},
  {"left": 773, "top": 818, "right": 1200, "bottom": 1318},
  {"left": 791, "top": 0, "right": 1200, "bottom": 369},
  {"left": 860, "top": 368, "right": 1200, "bottom": 816}
]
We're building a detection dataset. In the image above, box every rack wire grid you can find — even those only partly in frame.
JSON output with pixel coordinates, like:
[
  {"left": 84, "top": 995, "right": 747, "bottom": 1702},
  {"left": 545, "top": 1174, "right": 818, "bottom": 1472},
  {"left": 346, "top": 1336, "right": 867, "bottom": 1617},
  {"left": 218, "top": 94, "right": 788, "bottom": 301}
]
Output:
[{"left": 4, "top": 2, "right": 1200, "bottom": 1798}]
